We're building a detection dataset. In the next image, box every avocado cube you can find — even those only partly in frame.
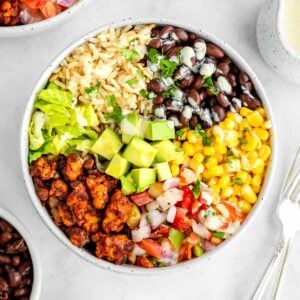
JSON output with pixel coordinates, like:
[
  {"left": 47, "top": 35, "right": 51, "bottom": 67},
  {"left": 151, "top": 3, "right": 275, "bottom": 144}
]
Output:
[
  {"left": 123, "top": 137, "right": 157, "bottom": 167},
  {"left": 155, "top": 162, "right": 172, "bottom": 181},
  {"left": 145, "top": 120, "right": 175, "bottom": 141},
  {"left": 120, "top": 175, "right": 136, "bottom": 195},
  {"left": 153, "top": 140, "right": 179, "bottom": 162},
  {"left": 121, "top": 113, "right": 149, "bottom": 144},
  {"left": 105, "top": 154, "right": 131, "bottom": 179},
  {"left": 91, "top": 128, "right": 123, "bottom": 160},
  {"left": 130, "top": 168, "right": 156, "bottom": 192}
]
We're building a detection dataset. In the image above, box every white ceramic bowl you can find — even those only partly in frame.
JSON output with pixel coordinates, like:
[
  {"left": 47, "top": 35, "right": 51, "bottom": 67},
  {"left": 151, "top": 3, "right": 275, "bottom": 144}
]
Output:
[
  {"left": 0, "top": 0, "right": 91, "bottom": 38},
  {"left": 20, "top": 18, "right": 278, "bottom": 275},
  {"left": 0, "top": 206, "right": 42, "bottom": 299}
]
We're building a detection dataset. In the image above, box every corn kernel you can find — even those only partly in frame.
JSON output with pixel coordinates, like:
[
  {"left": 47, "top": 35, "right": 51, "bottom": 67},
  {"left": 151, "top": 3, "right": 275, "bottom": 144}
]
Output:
[
  {"left": 228, "top": 196, "right": 238, "bottom": 203},
  {"left": 182, "top": 141, "right": 195, "bottom": 156},
  {"left": 252, "top": 158, "right": 265, "bottom": 174},
  {"left": 218, "top": 174, "right": 231, "bottom": 189},
  {"left": 240, "top": 107, "right": 252, "bottom": 117},
  {"left": 202, "top": 169, "right": 212, "bottom": 180},
  {"left": 237, "top": 200, "right": 252, "bottom": 213},
  {"left": 215, "top": 142, "right": 227, "bottom": 154},
  {"left": 214, "top": 153, "right": 224, "bottom": 163},
  {"left": 241, "top": 135, "right": 258, "bottom": 152},
  {"left": 257, "top": 107, "right": 266, "bottom": 117},
  {"left": 208, "top": 178, "right": 218, "bottom": 187},
  {"left": 211, "top": 185, "right": 221, "bottom": 194},
  {"left": 252, "top": 185, "right": 261, "bottom": 193},
  {"left": 194, "top": 152, "right": 204, "bottom": 163},
  {"left": 173, "top": 141, "right": 181, "bottom": 148},
  {"left": 189, "top": 159, "right": 204, "bottom": 174},
  {"left": 187, "top": 130, "right": 198, "bottom": 144},
  {"left": 247, "top": 111, "right": 264, "bottom": 127},
  {"left": 241, "top": 184, "right": 257, "bottom": 203},
  {"left": 224, "top": 130, "right": 239, "bottom": 148},
  {"left": 209, "top": 165, "right": 224, "bottom": 177},
  {"left": 252, "top": 174, "right": 262, "bottom": 187},
  {"left": 259, "top": 145, "right": 271, "bottom": 161},
  {"left": 225, "top": 159, "right": 241, "bottom": 172},
  {"left": 170, "top": 163, "right": 180, "bottom": 177},
  {"left": 205, "top": 157, "right": 218, "bottom": 169},
  {"left": 194, "top": 141, "right": 203, "bottom": 152},
  {"left": 235, "top": 171, "right": 248, "bottom": 184},
  {"left": 240, "top": 119, "right": 251, "bottom": 131},
  {"left": 262, "top": 120, "right": 272, "bottom": 129},
  {"left": 248, "top": 151, "right": 258, "bottom": 161},
  {"left": 221, "top": 186, "right": 234, "bottom": 198},
  {"left": 204, "top": 146, "right": 216, "bottom": 156},
  {"left": 254, "top": 128, "right": 269, "bottom": 141},
  {"left": 233, "top": 185, "right": 241, "bottom": 196},
  {"left": 224, "top": 118, "right": 236, "bottom": 130}
]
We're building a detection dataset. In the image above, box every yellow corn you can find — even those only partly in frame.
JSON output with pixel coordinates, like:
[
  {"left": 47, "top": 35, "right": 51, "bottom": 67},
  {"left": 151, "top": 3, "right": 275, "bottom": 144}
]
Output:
[
  {"left": 224, "top": 118, "right": 236, "bottom": 130},
  {"left": 203, "top": 146, "right": 216, "bottom": 156},
  {"left": 187, "top": 130, "right": 198, "bottom": 144},
  {"left": 239, "top": 119, "right": 251, "bottom": 131},
  {"left": 209, "top": 165, "right": 224, "bottom": 177},
  {"left": 241, "top": 184, "right": 257, "bottom": 203},
  {"left": 247, "top": 111, "right": 264, "bottom": 127},
  {"left": 170, "top": 163, "right": 180, "bottom": 177},
  {"left": 252, "top": 185, "right": 261, "bottom": 193},
  {"left": 221, "top": 186, "right": 234, "bottom": 198},
  {"left": 254, "top": 128, "right": 269, "bottom": 141},
  {"left": 224, "top": 130, "right": 239, "bottom": 148},
  {"left": 257, "top": 107, "right": 266, "bottom": 117},
  {"left": 252, "top": 174, "right": 262, "bottom": 187},
  {"left": 173, "top": 141, "right": 181, "bottom": 148},
  {"left": 208, "top": 178, "right": 218, "bottom": 187},
  {"left": 228, "top": 196, "right": 238, "bottom": 203},
  {"left": 214, "top": 153, "right": 224, "bottom": 163},
  {"left": 214, "top": 141, "right": 227, "bottom": 154},
  {"left": 189, "top": 158, "right": 204, "bottom": 174},
  {"left": 240, "top": 107, "right": 252, "bottom": 117},
  {"left": 248, "top": 151, "right": 258, "bottom": 161},
  {"left": 237, "top": 200, "right": 252, "bottom": 213},
  {"left": 218, "top": 174, "right": 231, "bottom": 189},
  {"left": 252, "top": 158, "right": 265, "bottom": 174},
  {"left": 233, "top": 185, "right": 241, "bottom": 196},
  {"left": 235, "top": 171, "right": 248, "bottom": 184},
  {"left": 259, "top": 145, "right": 271, "bottom": 161},
  {"left": 241, "top": 135, "right": 258, "bottom": 152},
  {"left": 205, "top": 157, "right": 218, "bottom": 169},
  {"left": 194, "top": 141, "right": 203, "bottom": 152},
  {"left": 182, "top": 141, "right": 195, "bottom": 156},
  {"left": 262, "top": 120, "right": 272, "bottom": 129},
  {"left": 224, "top": 159, "right": 241, "bottom": 172},
  {"left": 202, "top": 169, "right": 212, "bottom": 180},
  {"left": 211, "top": 185, "right": 221, "bottom": 194},
  {"left": 194, "top": 152, "right": 204, "bottom": 163}
]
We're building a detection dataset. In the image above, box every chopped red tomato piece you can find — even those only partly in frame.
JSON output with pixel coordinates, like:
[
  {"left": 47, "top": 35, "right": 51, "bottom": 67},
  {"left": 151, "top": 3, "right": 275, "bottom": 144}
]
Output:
[
  {"left": 218, "top": 201, "right": 245, "bottom": 223},
  {"left": 135, "top": 256, "right": 154, "bottom": 268},
  {"left": 139, "top": 239, "right": 162, "bottom": 258},
  {"left": 187, "top": 232, "right": 200, "bottom": 246},
  {"left": 178, "top": 243, "right": 193, "bottom": 261},
  {"left": 173, "top": 210, "right": 191, "bottom": 232},
  {"left": 40, "top": 1, "right": 58, "bottom": 18},
  {"left": 180, "top": 186, "right": 194, "bottom": 211},
  {"left": 21, "top": 0, "right": 46, "bottom": 9},
  {"left": 150, "top": 224, "right": 170, "bottom": 239},
  {"left": 130, "top": 192, "right": 154, "bottom": 206}
]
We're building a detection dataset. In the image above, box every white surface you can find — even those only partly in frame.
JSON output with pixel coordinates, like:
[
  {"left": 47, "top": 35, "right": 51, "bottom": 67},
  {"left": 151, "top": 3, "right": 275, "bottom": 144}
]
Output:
[{"left": 0, "top": 0, "right": 299, "bottom": 299}]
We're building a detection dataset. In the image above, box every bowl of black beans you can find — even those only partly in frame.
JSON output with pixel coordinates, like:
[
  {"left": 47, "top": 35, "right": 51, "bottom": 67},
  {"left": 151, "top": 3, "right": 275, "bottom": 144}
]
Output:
[{"left": 0, "top": 207, "right": 41, "bottom": 299}]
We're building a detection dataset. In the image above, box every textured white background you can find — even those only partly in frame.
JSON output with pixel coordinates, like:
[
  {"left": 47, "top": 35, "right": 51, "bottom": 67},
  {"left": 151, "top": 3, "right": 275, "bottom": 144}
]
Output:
[{"left": 0, "top": 0, "right": 300, "bottom": 299}]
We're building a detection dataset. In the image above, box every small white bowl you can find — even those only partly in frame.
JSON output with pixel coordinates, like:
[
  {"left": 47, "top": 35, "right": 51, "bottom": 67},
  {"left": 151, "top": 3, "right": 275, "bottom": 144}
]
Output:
[
  {"left": 0, "top": 206, "right": 42, "bottom": 299},
  {"left": 0, "top": 0, "right": 92, "bottom": 38},
  {"left": 20, "top": 18, "right": 278, "bottom": 275}
]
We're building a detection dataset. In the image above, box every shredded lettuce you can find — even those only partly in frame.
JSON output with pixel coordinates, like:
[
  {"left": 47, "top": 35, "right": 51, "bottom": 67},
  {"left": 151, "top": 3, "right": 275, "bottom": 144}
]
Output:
[{"left": 28, "top": 83, "right": 99, "bottom": 164}]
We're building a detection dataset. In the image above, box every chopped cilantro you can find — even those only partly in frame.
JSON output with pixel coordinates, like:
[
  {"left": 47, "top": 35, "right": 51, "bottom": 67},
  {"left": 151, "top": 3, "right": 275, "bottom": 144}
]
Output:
[
  {"left": 192, "top": 180, "right": 201, "bottom": 199},
  {"left": 106, "top": 95, "right": 116, "bottom": 107},
  {"left": 175, "top": 148, "right": 183, "bottom": 152},
  {"left": 239, "top": 137, "right": 248, "bottom": 145},
  {"left": 119, "top": 48, "right": 139, "bottom": 62},
  {"left": 227, "top": 149, "right": 234, "bottom": 156},
  {"left": 234, "top": 177, "right": 244, "bottom": 185},
  {"left": 176, "top": 130, "right": 184, "bottom": 138},
  {"left": 243, "top": 127, "right": 250, "bottom": 133},
  {"left": 139, "top": 89, "right": 148, "bottom": 98},
  {"left": 203, "top": 156, "right": 211, "bottom": 163},
  {"left": 159, "top": 58, "right": 178, "bottom": 78},
  {"left": 126, "top": 78, "right": 139, "bottom": 87},
  {"left": 104, "top": 106, "right": 123, "bottom": 124},
  {"left": 148, "top": 48, "right": 159, "bottom": 64},
  {"left": 204, "top": 210, "right": 216, "bottom": 218},
  {"left": 202, "top": 76, "right": 219, "bottom": 96},
  {"left": 85, "top": 82, "right": 101, "bottom": 97},
  {"left": 213, "top": 231, "right": 225, "bottom": 239},
  {"left": 136, "top": 70, "right": 144, "bottom": 79},
  {"left": 225, "top": 157, "right": 233, "bottom": 164},
  {"left": 202, "top": 136, "right": 214, "bottom": 146}
]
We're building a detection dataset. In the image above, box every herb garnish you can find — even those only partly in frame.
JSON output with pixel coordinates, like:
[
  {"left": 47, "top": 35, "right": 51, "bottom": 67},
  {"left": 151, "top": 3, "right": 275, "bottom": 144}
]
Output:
[
  {"left": 148, "top": 48, "right": 159, "bottom": 64},
  {"left": 176, "top": 130, "right": 185, "bottom": 139},
  {"left": 194, "top": 124, "right": 213, "bottom": 145},
  {"left": 139, "top": 89, "right": 148, "bottom": 98},
  {"left": 85, "top": 82, "right": 101, "bottom": 98},
  {"left": 204, "top": 209, "right": 216, "bottom": 218},
  {"left": 175, "top": 148, "right": 183, "bottom": 152},
  {"left": 227, "top": 149, "right": 234, "bottom": 156},
  {"left": 126, "top": 78, "right": 139, "bottom": 87},
  {"left": 213, "top": 231, "right": 225, "bottom": 239},
  {"left": 136, "top": 70, "right": 144, "bottom": 79},
  {"left": 202, "top": 76, "right": 220, "bottom": 96},
  {"left": 159, "top": 58, "right": 178, "bottom": 78},
  {"left": 104, "top": 95, "right": 123, "bottom": 124},
  {"left": 243, "top": 127, "right": 250, "bottom": 133},
  {"left": 192, "top": 180, "right": 201, "bottom": 199},
  {"left": 106, "top": 95, "right": 116, "bottom": 107},
  {"left": 239, "top": 137, "right": 248, "bottom": 145},
  {"left": 233, "top": 177, "right": 244, "bottom": 185},
  {"left": 119, "top": 48, "right": 139, "bottom": 62}
]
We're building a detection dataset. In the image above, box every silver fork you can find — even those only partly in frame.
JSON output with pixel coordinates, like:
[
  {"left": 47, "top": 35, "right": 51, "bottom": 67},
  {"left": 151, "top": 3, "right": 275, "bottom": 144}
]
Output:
[{"left": 251, "top": 147, "right": 300, "bottom": 300}]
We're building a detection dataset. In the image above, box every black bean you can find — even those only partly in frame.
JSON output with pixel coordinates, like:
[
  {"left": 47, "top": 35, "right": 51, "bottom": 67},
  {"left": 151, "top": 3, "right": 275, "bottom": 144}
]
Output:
[
  {"left": 189, "top": 115, "right": 199, "bottom": 129},
  {"left": 0, "top": 233, "right": 12, "bottom": 245},
  {"left": 12, "top": 287, "right": 30, "bottom": 297},
  {"left": 227, "top": 73, "right": 237, "bottom": 87},
  {"left": 207, "top": 97, "right": 217, "bottom": 108},
  {"left": 188, "top": 32, "right": 196, "bottom": 42},
  {"left": 159, "top": 25, "right": 174, "bottom": 39},
  {"left": 217, "top": 93, "right": 230, "bottom": 108},
  {"left": 162, "top": 41, "right": 176, "bottom": 53},
  {"left": 239, "top": 72, "right": 250, "bottom": 85},
  {"left": 8, "top": 269, "right": 22, "bottom": 288},
  {"left": 217, "top": 61, "right": 231, "bottom": 76},
  {"left": 12, "top": 256, "right": 21, "bottom": 267},
  {"left": 0, "top": 221, "right": 13, "bottom": 233},
  {"left": 191, "top": 76, "right": 204, "bottom": 90},
  {"left": 0, "top": 278, "right": 8, "bottom": 292},
  {"left": 187, "top": 89, "right": 201, "bottom": 107},
  {"left": 151, "top": 27, "right": 160, "bottom": 38},
  {"left": 6, "top": 239, "right": 27, "bottom": 254},
  {"left": 213, "top": 105, "right": 226, "bottom": 121},
  {"left": 166, "top": 46, "right": 182, "bottom": 59},
  {"left": 179, "top": 73, "right": 194, "bottom": 88},
  {"left": 0, "top": 256, "right": 10, "bottom": 265},
  {"left": 240, "top": 94, "right": 261, "bottom": 109},
  {"left": 172, "top": 28, "right": 189, "bottom": 42},
  {"left": 18, "top": 261, "right": 31, "bottom": 277},
  {"left": 147, "top": 79, "right": 165, "bottom": 93},
  {"left": 153, "top": 95, "right": 164, "bottom": 105},
  {"left": 148, "top": 38, "right": 161, "bottom": 49},
  {"left": 206, "top": 43, "right": 225, "bottom": 58},
  {"left": 179, "top": 115, "right": 189, "bottom": 127}
]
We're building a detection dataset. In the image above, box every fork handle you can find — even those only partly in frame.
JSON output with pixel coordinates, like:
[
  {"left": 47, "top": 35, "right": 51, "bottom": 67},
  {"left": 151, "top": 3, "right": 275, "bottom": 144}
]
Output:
[{"left": 251, "top": 238, "right": 291, "bottom": 300}]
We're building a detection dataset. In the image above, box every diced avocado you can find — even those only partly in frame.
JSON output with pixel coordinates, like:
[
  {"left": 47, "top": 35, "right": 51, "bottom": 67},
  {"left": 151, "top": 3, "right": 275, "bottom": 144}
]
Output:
[
  {"left": 130, "top": 168, "right": 156, "bottom": 192},
  {"left": 145, "top": 120, "right": 175, "bottom": 141},
  {"left": 91, "top": 128, "right": 123, "bottom": 160},
  {"left": 123, "top": 137, "right": 157, "bottom": 167},
  {"left": 120, "top": 175, "right": 136, "bottom": 195},
  {"left": 155, "top": 162, "right": 172, "bottom": 181},
  {"left": 105, "top": 154, "right": 130, "bottom": 179},
  {"left": 153, "top": 140, "right": 179, "bottom": 162},
  {"left": 121, "top": 113, "right": 149, "bottom": 144}
]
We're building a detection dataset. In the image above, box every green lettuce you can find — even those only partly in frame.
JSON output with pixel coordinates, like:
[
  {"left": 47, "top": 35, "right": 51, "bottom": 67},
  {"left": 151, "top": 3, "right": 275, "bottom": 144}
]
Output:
[
  {"left": 29, "top": 111, "right": 46, "bottom": 150},
  {"left": 71, "top": 104, "right": 99, "bottom": 128}
]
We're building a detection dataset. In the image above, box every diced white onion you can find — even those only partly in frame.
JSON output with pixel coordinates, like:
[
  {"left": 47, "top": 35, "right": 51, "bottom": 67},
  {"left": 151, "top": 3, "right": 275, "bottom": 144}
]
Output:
[
  {"left": 191, "top": 219, "right": 212, "bottom": 240},
  {"left": 201, "top": 191, "right": 213, "bottom": 205},
  {"left": 167, "top": 206, "right": 177, "bottom": 223},
  {"left": 146, "top": 201, "right": 160, "bottom": 212},
  {"left": 131, "top": 225, "right": 151, "bottom": 242},
  {"left": 163, "top": 177, "right": 180, "bottom": 191},
  {"left": 157, "top": 188, "right": 184, "bottom": 211},
  {"left": 147, "top": 210, "right": 166, "bottom": 229}
]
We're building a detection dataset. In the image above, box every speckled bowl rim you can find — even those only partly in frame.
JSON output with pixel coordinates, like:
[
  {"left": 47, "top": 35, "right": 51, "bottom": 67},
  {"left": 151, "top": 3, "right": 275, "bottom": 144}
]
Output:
[
  {"left": 20, "top": 18, "right": 278, "bottom": 275},
  {"left": 0, "top": 0, "right": 92, "bottom": 38},
  {"left": 0, "top": 206, "right": 42, "bottom": 299}
]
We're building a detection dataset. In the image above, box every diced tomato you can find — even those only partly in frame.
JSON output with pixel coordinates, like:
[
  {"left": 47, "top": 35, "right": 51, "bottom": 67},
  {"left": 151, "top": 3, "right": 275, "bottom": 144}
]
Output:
[
  {"left": 173, "top": 210, "right": 191, "bottom": 232},
  {"left": 40, "top": 1, "right": 58, "bottom": 19},
  {"left": 21, "top": 0, "right": 46, "bottom": 9},
  {"left": 139, "top": 239, "right": 162, "bottom": 258},
  {"left": 130, "top": 192, "right": 154, "bottom": 206},
  {"left": 178, "top": 243, "right": 193, "bottom": 261},
  {"left": 218, "top": 201, "right": 245, "bottom": 223},
  {"left": 191, "top": 200, "right": 202, "bottom": 215},
  {"left": 180, "top": 186, "right": 194, "bottom": 211},
  {"left": 135, "top": 256, "right": 154, "bottom": 268},
  {"left": 187, "top": 232, "right": 200, "bottom": 246},
  {"left": 150, "top": 224, "right": 170, "bottom": 239}
]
